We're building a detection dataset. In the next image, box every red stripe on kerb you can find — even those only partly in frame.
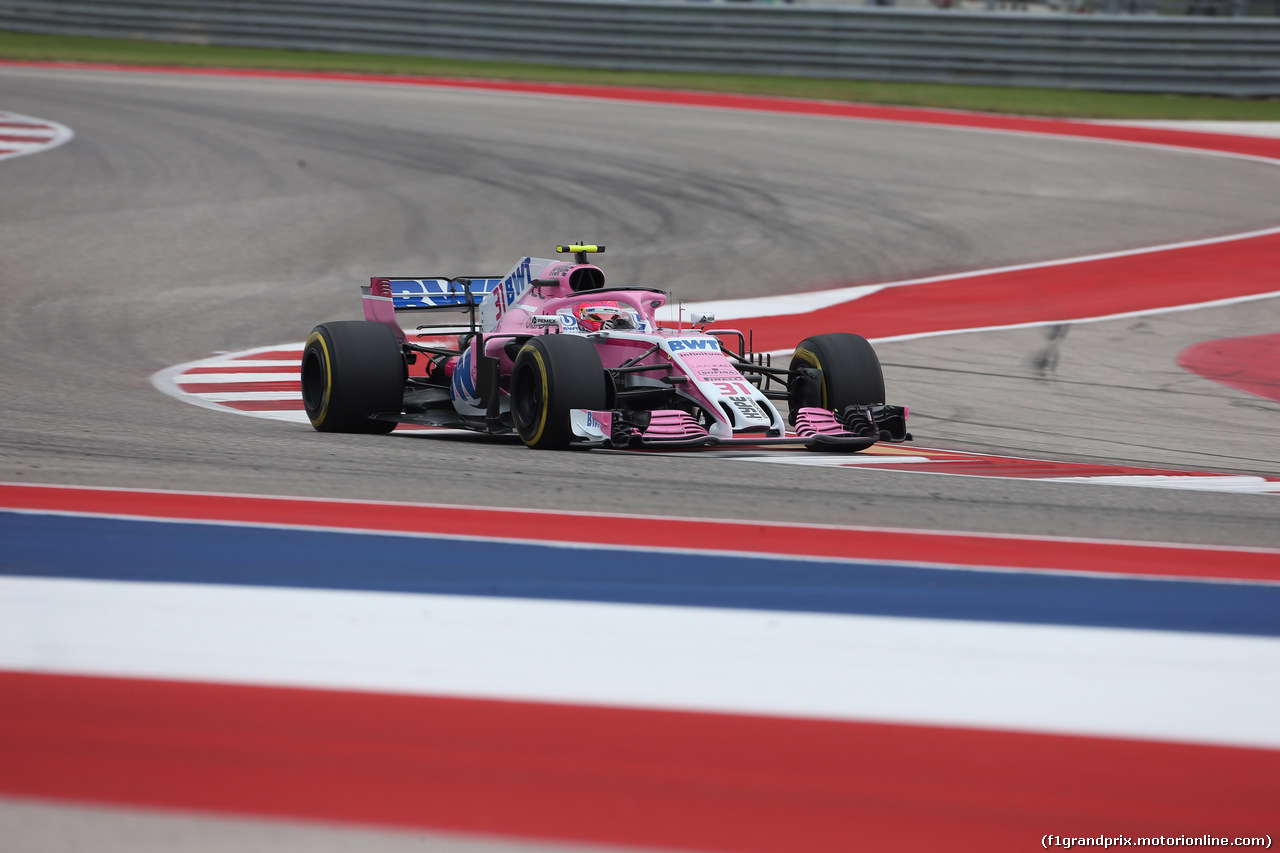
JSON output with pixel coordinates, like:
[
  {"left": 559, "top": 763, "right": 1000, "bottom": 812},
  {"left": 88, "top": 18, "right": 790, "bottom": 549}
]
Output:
[
  {"left": 178, "top": 380, "right": 301, "bottom": 393},
  {"left": 1178, "top": 333, "right": 1280, "bottom": 403},
  {"left": 235, "top": 349, "right": 300, "bottom": 360},
  {"left": 742, "top": 230, "right": 1280, "bottom": 350},
  {"left": 2, "top": 483, "right": 1277, "bottom": 581},
  {"left": 0, "top": 672, "right": 1274, "bottom": 851},
  {"left": 0, "top": 133, "right": 51, "bottom": 143}
]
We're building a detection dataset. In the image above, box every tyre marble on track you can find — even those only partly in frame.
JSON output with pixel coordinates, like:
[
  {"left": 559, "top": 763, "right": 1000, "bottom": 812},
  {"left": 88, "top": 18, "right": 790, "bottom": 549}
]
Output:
[{"left": 1, "top": 66, "right": 1278, "bottom": 547}]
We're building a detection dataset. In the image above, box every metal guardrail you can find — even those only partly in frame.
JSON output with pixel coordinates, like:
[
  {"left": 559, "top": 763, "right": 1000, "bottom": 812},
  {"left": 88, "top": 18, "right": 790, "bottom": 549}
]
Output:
[{"left": 1, "top": 0, "right": 1277, "bottom": 96}]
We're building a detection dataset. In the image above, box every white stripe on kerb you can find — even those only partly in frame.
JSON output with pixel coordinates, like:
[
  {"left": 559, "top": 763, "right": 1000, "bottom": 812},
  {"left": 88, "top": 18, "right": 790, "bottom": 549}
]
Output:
[
  {"left": 0, "top": 111, "right": 73, "bottom": 162},
  {"left": 190, "top": 391, "right": 299, "bottom": 402},
  {"left": 1, "top": 577, "right": 1277, "bottom": 749},
  {"left": 176, "top": 373, "right": 301, "bottom": 385}
]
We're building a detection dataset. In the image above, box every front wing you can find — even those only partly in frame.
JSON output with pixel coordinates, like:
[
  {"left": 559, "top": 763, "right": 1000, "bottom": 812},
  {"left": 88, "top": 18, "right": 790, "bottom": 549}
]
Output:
[{"left": 569, "top": 405, "right": 911, "bottom": 451}]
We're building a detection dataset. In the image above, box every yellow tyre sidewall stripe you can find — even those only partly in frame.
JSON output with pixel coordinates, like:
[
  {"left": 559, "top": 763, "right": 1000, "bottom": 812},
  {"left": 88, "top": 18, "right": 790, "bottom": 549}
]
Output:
[
  {"left": 518, "top": 344, "right": 552, "bottom": 446},
  {"left": 791, "top": 347, "right": 826, "bottom": 409},
  {"left": 306, "top": 331, "right": 333, "bottom": 427}
]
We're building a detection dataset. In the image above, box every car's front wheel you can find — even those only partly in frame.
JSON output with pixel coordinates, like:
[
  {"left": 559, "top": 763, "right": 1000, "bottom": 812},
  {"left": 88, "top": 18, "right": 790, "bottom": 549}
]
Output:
[
  {"left": 788, "top": 332, "right": 885, "bottom": 415},
  {"left": 301, "top": 321, "right": 404, "bottom": 434},
  {"left": 511, "top": 335, "right": 607, "bottom": 449}
]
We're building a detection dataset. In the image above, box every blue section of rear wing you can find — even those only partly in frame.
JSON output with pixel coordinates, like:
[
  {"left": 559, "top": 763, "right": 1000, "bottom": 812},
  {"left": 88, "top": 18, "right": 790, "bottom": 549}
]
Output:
[{"left": 389, "top": 278, "right": 503, "bottom": 309}]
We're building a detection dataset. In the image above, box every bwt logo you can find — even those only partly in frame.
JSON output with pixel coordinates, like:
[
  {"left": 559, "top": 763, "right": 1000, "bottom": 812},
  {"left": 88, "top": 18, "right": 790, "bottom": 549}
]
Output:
[
  {"left": 450, "top": 348, "right": 477, "bottom": 404},
  {"left": 503, "top": 259, "right": 531, "bottom": 308},
  {"left": 667, "top": 338, "right": 718, "bottom": 353}
]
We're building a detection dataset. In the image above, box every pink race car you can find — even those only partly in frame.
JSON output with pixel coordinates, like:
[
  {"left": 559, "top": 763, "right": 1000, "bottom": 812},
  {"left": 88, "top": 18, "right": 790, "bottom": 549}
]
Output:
[{"left": 301, "top": 245, "right": 910, "bottom": 451}]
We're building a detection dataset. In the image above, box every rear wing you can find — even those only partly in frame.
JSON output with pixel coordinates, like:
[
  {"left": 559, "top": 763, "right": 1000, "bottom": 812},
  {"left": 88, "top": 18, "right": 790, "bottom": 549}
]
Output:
[
  {"left": 363, "top": 257, "right": 558, "bottom": 342},
  {"left": 362, "top": 276, "right": 503, "bottom": 344},
  {"left": 368, "top": 277, "right": 504, "bottom": 310}
]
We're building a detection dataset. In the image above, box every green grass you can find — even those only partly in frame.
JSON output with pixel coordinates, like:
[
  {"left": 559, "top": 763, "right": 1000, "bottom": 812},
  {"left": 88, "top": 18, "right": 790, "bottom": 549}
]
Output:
[{"left": 4, "top": 29, "right": 1280, "bottom": 120}]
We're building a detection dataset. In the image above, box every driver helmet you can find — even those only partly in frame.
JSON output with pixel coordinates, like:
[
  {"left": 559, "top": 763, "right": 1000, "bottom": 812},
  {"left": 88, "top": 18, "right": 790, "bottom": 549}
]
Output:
[{"left": 575, "top": 301, "right": 634, "bottom": 332}]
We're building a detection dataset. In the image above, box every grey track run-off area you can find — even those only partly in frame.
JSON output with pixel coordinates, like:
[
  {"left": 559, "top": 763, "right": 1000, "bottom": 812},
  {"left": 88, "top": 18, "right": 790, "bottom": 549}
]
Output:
[{"left": 1, "top": 64, "right": 1279, "bottom": 553}]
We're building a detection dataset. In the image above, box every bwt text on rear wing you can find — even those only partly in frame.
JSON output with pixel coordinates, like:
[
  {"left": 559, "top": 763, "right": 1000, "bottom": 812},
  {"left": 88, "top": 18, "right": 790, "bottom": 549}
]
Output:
[
  {"left": 364, "top": 277, "right": 504, "bottom": 310},
  {"left": 362, "top": 277, "right": 503, "bottom": 343}
]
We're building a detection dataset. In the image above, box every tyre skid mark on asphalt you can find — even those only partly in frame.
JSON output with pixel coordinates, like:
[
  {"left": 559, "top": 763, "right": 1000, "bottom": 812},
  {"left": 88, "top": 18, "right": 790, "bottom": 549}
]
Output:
[{"left": 6, "top": 59, "right": 1280, "bottom": 161}]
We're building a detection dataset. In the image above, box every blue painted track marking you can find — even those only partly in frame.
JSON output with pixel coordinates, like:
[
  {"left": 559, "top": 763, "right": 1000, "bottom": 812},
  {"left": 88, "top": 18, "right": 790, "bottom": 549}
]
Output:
[{"left": 3, "top": 511, "right": 1276, "bottom": 637}]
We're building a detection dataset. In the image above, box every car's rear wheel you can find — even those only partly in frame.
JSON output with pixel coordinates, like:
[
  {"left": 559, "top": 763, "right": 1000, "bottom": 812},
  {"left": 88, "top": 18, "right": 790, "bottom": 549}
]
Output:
[
  {"left": 301, "top": 321, "right": 404, "bottom": 434},
  {"left": 511, "top": 335, "right": 607, "bottom": 449},
  {"left": 788, "top": 332, "right": 885, "bottom": 416}
]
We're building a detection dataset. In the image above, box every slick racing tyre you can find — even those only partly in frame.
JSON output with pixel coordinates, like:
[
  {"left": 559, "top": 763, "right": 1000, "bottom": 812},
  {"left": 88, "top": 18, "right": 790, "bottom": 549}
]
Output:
[
  {"left": 511, "top": 335, "right": 607, "bottom": 449},
  {"left": 301, "top": 321, "right": 405, "bottom": 434},
  {"left": 788, "top": 332, "right": 885, "bottom": 418}
]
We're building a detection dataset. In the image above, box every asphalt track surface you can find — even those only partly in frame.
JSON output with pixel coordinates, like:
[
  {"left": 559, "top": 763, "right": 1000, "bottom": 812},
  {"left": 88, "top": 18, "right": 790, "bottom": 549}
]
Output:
[
  {"left": 2, "top": 64, "right": 1279, "bottom": 548},
  {"left": 2, "top": 64, "right": 1280, "bottom": 850}
]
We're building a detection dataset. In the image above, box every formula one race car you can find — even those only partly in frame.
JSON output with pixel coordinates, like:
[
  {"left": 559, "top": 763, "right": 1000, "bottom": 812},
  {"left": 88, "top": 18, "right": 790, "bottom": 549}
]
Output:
[{"left": 301, "top": 245, "right": 910, "bottom": 451}]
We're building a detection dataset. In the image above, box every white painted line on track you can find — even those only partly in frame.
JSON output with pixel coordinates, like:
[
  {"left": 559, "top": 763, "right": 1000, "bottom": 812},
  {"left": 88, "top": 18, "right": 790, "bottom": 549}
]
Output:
[
  {"left": 2, "top": 576, "right": 1277, "bottom": 750},
  {"left": 259, "top": 410, "right": 311, "bottom": 424},
  {"left": 656, "top": 283, "right": 887, "bottom": 323},
  {"left": 1045, "top": 475, "right": 1280, "bottom": 494},
  {"left": 187, "top": 391, "right": 300, "bottom": 402},
  {"left": 176, "top": 373, "right": 300, "bottom": 384}
]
